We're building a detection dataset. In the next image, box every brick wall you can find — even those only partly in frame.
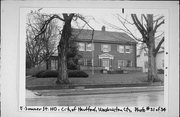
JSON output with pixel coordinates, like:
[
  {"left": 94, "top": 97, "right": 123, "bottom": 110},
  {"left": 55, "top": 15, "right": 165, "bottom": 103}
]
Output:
[{"left": 78, "top": 41, "right": 136, "bottom": 70}]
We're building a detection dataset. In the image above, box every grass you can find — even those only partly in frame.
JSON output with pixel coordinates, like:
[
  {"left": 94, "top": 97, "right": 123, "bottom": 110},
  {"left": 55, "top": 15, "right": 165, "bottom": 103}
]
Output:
[{"left": 26, "top": 71, "right": 164, "bottom": 90}]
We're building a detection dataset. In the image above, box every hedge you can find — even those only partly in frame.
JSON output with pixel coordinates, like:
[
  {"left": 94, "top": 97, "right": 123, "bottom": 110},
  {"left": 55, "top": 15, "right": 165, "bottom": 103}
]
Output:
[{"left": 33, "top": 70, "right": 88, "bottom": 78}]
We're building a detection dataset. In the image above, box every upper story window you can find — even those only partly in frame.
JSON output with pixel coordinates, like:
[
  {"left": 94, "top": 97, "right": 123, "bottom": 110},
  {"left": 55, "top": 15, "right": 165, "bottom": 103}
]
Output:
[
  {"left": 144, "top": 52, "right": 148, "bottom": 56},
  {"left": 118, "top": 45, "right": 132, "bottom": 53},
  {"left": 86, "top": 43, "right": 94, "bottom": 51},
  {"left": 101, "top": 44, "right": 111, "bottom": 52},
  {"left": 117, "top": 45, "right": 124, "bottom": 53},
  {"left": 78, "top": 43, "right": 85, "bottom": 51},
  {"left": 125, "top": 45, "right": 131, "bottom": 53}
]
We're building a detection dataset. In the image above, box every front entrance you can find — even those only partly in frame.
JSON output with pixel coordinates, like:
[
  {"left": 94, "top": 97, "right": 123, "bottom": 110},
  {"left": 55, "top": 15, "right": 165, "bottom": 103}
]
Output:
[{"left": 102, "top": 59, "right": 110, "bottom": 70}]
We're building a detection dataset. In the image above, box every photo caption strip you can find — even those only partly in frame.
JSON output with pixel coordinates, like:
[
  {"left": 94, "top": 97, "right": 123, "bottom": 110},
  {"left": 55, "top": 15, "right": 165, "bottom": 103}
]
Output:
[{"left": 19, "top": 106, "right": 166, "bottom": 113}]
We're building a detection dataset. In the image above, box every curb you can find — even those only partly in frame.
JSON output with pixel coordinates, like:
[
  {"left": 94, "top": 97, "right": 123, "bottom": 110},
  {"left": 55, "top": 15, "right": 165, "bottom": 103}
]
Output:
[
  {"left": 35, "top": 86, "right": 164, "bottom": 97},
  {"left": 27, "top": 82, "right": 162, "bottom": 90}
]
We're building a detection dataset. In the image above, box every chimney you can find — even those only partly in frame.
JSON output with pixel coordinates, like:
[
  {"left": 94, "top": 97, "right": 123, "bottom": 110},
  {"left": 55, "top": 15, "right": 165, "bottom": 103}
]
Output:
[{"left": 101, "top": 25, "right": 105, "bottom": 31}]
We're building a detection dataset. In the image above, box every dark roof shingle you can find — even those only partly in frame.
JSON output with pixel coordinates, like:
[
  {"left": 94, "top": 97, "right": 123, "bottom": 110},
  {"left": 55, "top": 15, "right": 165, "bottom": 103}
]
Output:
[{"left": 72, "top": 29, "right": 137, "bottom": 44}]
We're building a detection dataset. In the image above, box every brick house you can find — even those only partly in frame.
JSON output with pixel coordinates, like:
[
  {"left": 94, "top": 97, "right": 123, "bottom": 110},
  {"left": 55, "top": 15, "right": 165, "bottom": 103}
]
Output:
[{"left": 50, "top": 26, "right": 137, "bottom": 71}]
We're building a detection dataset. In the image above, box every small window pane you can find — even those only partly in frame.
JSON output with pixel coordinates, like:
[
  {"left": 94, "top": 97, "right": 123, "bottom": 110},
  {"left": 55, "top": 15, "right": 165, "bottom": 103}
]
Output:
[
  {"left": 118, "top": 60, "right": 124, "bottom": 68},
  {"left": 127, "top": 60, "right": 132, "bottom": 67},
  {"left": 125, "top": 45, "right": 131, "bottom": 53},
  {"left": 87, "top": 59, "right": 92, "bottom": 66},
  {"left": 86, "top": 43, "right": 94, "bottom": 51},
  {"left": 118, "top": 45, "right": 124, "bottom": 53},
  {"left": 78, "top": 43, "right": 85, "bottom": 51},
  {"left": 102, "top": 44, "right": 110, "bottom": 52}
]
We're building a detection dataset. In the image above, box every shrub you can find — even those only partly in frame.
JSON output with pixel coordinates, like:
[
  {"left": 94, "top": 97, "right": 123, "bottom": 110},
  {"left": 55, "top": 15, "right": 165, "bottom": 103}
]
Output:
[
  {"left": 157, "top": 69, "right": 164, "bottom": 74},
  {"left": 68, "top": 70, "right": 88, "bottom": 77},
  {"left": 32, "top": 70, "right": 45, "bottom": 77},
  {"left": 100, "top": 69, "right": 104, "bottom": 73},
  {"left": 116, "top": 69, "right": 124, "bottom": 74},
  {"left": 34, "top": 70, "right": 88, "bottom": 78},
  {"left": 41, "top": 70, "right": 58, "bottom": 78}
]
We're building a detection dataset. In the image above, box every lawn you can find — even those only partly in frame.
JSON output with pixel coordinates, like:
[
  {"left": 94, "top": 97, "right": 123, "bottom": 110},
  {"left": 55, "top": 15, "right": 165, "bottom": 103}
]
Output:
[{"left": 26, "top": 71, "right": 164, "bottom": 90}]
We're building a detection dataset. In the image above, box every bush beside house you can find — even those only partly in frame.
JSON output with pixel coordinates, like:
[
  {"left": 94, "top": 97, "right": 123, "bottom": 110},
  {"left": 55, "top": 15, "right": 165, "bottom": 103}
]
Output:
[{"left": 33, "top": 70, "right": 88, "bottom": 78}]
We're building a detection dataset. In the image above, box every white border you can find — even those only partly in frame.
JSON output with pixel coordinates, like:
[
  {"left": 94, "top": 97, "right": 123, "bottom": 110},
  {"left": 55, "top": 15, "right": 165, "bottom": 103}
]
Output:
[
  {"left": 19, "top": 7, "right": 169, "bottom": 107},
  {"left": 2, "top": 1, "right": 179, "bottom": 117}
]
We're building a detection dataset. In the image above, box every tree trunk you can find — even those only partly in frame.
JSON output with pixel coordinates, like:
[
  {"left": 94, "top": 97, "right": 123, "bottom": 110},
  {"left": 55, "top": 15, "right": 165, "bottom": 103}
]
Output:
[
  {"left": 56, "top": 15, "right": 73, "bottom": 84},
  {"left": 146, "top": 14, "right": 158, "bottom": 83},
  {"left": 56, "top": 44, "right": 69, "bottom": 84},
  {"left": 147, "top": 46, "right": 158, "bottom": 83},
  {"left": 46, "top": 59, "right": 49, "bottom": 70}
]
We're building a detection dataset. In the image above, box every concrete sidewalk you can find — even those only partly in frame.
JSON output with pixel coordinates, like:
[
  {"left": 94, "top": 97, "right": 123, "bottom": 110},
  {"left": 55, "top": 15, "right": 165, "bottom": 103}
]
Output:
[{"left": 32, "top": 86, "right": 164, "bottom": 97}]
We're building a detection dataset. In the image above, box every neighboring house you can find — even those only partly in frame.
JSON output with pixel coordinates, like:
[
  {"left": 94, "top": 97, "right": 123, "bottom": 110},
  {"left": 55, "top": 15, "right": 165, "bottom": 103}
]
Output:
[
  {"left": 137, "top": 43, "right": 164, "bottom": 72},
  {"left": 50, "top": 26, "right": 137, "bottom": 71}
]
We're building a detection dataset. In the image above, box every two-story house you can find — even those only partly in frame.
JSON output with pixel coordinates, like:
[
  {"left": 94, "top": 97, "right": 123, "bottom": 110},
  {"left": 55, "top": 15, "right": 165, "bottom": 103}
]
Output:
[
  {"left": 73, "top": 26, "right": 137, "bottom": 71},
  {"left": 49, "top": 26, "right": 137, "bottom": 71}
]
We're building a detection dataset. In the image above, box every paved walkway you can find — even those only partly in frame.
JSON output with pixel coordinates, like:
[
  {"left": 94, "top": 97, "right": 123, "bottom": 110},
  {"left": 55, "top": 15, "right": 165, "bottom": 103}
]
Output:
[{"left": 27, "top": 86, "right": 164, "bottom": 97}]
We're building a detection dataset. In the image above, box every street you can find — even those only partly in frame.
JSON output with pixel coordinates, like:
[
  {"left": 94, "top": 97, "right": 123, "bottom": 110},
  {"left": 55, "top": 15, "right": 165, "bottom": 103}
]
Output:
[{"left": 26, "top": 91, "right": 164, "bottom": 107}]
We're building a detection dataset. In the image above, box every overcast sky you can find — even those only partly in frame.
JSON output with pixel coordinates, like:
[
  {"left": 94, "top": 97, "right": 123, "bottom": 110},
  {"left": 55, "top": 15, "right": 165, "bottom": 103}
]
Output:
[
  {"left": 27, "top": 8, "right": 165, "bottom": 46},
  {"left": 38, "top": 8, "right": 143, "bottom": 37}
]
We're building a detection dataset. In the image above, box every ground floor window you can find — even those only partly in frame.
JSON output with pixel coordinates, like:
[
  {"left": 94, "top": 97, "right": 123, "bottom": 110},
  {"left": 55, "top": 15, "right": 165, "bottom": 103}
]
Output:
[
  {"left": 144, "top": 61, "right": 148, "bottom": 69},
  {"left": 118, "top": 60, "right": 132, "bottom": 68},
  {"left": 51, "top": 59, "right": 58, "bottom": 70},
  {"left": 79, "top": 58, "right": 93, "bottom": 66},
  {"left": 87, "top": 59, "right": 93, "bottom": 66},
  {"left": 78, "top": 59, "right": 84, "bottom": 66}
]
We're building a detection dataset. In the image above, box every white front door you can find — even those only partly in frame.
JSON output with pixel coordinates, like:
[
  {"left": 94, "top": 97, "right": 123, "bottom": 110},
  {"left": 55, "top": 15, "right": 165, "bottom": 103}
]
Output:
[{"left": 102, "top": 59, "right": 110, "bottom": 70}]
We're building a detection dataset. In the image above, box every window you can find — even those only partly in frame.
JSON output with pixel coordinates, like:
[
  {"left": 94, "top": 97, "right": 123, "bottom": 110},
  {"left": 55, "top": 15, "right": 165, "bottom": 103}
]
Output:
[
  {"left": 87, "top": 59, "right": 93, "bottom": 66},
  {"left": 118, "top": 60, "right": 132, "bottom": 68},
  {"left": 78, "top": 43, "right": 85, "bottom": 51},
  {"left": 101, "top": 44, "right": 111, "bottom": 52},
  {"left": 144, "top": 61, "right": 148, "bottom": 68},
  {"left": 84, "top": 59, "right": 93, "bottom": 66},
  {"left": 86, "top": 43, "right": 94, "bottom": 51},
  {"left": 144, "top": 52, "right": 148, "bottom": 56},
  {"left": 118, "top": 60, "right": 124, "bottom": 68},
  {"left": 117, "top": 45, "right": 124, "bottom": 53},
  {"left": 78, "top": 59, "right": 84, "bottom": 66},
  {"left": 125, "top": 45, "right": 131, "bottom": 53},
  {"left": 127, "top": 60, "right": 132, "bottom": 67}
]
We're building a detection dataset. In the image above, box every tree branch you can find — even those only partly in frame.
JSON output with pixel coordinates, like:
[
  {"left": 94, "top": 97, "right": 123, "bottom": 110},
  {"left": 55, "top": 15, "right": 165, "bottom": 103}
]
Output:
[
  {"left": 153, "top": 20, "right": 164, "bottom": 33},
  {"left": 35, "top": 14, "right": 64, "bottom": 40},
  {"left": 104, "top": 18, "right": 143, "bottom": 42},
  {"left": 154, "top": 37, "right": 164, "bottom": 56},
  {"left": 132, "top": 14, "right": 147, "bottom": 35},
  {"left": 131, "top": 14, "right": 147, "bottom": 42},
  {"left": 142, "top": 14, "right": 148, "bottom": 23}
]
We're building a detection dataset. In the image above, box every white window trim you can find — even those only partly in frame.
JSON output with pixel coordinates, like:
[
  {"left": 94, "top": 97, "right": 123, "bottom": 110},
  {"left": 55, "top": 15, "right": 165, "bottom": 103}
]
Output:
[
  {"left": 78, "top": 42, "right": 85, "bottom": 51},
  {"left": 117, "top": 45, "right": 124, "bottom": 53},
  {"left": 86, "top": 43, "right": 94, "bottom": 51},
  {"left": 125, "top": 45, "right": 131, "bottom": 53},
  {"left": 101, "top": 44, "right": 111, "bottom": 52},
  {"left": 118, "top": 60, "right": 124, "bottom": 68}
]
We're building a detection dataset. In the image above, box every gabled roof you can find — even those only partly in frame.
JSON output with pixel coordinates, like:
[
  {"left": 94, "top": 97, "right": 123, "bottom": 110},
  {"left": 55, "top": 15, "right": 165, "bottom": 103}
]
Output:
[{"left": 72, "top": 28, "right": 137, "bottom": 44}]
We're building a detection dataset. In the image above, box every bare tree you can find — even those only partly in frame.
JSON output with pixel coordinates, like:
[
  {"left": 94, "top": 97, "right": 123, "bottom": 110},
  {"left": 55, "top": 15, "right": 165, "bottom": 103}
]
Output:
[
  {"left": 106, "top": 14, "right": 164, "bottom": 83},
  {"left": 26, "top": 11, "right": 59, "bottom": 69},
  {"left": 34, "top": 12, "right": 94, "bottom": 84}
]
